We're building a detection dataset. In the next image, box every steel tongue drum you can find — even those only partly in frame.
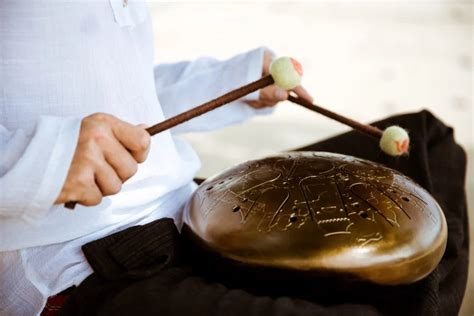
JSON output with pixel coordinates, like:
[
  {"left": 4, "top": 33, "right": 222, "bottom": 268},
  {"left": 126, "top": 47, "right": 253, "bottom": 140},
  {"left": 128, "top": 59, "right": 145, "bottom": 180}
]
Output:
[{"left": 183, "top": 152, "right": 447, "bottom": 285}]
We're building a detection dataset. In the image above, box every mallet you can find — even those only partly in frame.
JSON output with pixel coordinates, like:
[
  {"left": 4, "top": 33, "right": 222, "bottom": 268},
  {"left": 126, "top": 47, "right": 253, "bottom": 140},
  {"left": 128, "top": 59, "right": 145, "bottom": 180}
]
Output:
[
  {"left": 287, "top": 94, "right": 410, "bottom": 157},
  {"left": 145, "top": 57, "right": 303, "bottom": 135}
]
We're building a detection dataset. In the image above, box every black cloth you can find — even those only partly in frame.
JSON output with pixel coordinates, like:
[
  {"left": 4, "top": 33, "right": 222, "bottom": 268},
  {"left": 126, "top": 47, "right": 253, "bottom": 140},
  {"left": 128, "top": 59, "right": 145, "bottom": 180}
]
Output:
[{"left": 60, "top": 110, "right": 469, "bottom": 316}]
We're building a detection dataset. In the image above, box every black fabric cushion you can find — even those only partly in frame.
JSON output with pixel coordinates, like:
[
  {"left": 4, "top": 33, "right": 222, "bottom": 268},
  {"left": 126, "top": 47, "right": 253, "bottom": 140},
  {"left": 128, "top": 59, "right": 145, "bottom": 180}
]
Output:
[{"left": 60, "top": 110, "right": 469, "bottom": 316}]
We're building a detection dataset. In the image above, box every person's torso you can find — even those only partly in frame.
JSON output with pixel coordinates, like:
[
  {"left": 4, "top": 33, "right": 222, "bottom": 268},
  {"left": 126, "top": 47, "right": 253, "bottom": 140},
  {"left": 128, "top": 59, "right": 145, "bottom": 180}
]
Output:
[
  {"left": 0, "top": 0, "right": 201, "bottom": 249},
  {"left": 1, "top": 0, "right": 157, "bottom": 128},
  {"left": 0, "top": 2, "right": 202, "bottom": 314}
]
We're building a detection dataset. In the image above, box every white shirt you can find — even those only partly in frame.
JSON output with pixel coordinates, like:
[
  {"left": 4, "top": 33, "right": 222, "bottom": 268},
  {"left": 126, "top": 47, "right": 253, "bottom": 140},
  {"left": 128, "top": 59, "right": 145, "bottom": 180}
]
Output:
[{"left": 0, "top": 1, "right": 270, "bottom": 314}]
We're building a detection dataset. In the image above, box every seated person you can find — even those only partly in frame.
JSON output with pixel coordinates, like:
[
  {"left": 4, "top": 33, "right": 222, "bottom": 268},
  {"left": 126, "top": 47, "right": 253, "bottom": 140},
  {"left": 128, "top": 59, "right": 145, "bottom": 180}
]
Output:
[
  {"left": 0, "top": 1, "right": 468, "bottom": 316},
  {"left": 0, "top": 1, "right": 311, "bottom": 315}
]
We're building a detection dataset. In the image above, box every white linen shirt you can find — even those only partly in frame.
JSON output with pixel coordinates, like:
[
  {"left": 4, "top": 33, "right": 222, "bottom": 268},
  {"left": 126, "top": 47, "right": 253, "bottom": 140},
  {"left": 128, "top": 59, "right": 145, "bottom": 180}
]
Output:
[{"left": 0, "top": 1, "right": 271, "bottom": 314}]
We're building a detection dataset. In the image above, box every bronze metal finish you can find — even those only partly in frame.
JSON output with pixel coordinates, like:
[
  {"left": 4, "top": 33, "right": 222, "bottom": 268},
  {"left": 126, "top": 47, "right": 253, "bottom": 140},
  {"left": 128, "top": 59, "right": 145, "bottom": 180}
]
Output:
[{"left": 184, "top": 152, "right": 447, "bottom": 285}]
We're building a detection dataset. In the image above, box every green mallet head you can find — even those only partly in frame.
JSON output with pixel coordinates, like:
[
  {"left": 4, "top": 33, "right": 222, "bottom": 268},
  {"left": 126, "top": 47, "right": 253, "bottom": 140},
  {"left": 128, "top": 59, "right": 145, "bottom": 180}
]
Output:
[
  {"left": 269, "top": 57, "right": 303, "bottom": 90},
  {"left": 380, "top": 126, "right": 410, "bottom": 156}
]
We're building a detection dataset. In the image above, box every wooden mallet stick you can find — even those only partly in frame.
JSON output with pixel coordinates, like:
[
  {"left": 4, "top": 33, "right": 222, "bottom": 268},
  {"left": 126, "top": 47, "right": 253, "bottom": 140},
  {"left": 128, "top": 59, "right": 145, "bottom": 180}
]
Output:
[
  {"left": 287, "top": 94, "right": 383, "bottom": 138},
  {"left": 145, "top": 57, "right": 304, "bottom": 136},
  {"left": 146, "top": 75, "right": 275, "bottom": 136}
]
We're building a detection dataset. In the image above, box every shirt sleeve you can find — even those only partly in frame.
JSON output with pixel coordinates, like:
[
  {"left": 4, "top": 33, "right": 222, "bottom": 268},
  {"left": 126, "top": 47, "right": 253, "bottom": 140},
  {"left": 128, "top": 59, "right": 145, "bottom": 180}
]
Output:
[
  {"left": 153, "top": 47, "right": 274, "bottom": 134},
  {"left": 0, "top": 116, "right": 81, "bottom": 224}
]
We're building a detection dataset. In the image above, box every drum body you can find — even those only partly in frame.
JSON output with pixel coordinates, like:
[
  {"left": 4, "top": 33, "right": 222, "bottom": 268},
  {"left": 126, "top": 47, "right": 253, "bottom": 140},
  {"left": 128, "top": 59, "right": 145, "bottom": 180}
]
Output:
[{"left": 183, "top": 152, "right": 447, "bottom": 285}]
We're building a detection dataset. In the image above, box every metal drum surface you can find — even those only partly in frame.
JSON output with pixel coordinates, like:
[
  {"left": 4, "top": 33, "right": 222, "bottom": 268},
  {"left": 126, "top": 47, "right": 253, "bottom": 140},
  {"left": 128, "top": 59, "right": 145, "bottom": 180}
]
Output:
[{"left": 183, "top": 152, "right": 447, "bottom": 285}]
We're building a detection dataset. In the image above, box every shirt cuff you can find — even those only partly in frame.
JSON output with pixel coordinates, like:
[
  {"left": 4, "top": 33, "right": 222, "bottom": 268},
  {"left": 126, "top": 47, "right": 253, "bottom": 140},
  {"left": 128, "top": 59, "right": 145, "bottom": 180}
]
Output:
[{"left": 21, "top": 116, "right": 81, "bottom": 224}]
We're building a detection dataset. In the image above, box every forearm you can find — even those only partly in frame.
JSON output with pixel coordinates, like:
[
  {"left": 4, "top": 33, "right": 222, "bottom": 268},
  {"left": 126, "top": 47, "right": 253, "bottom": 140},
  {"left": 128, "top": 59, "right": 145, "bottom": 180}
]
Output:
[{"left": 154, "top": 47, "right": 273, "bottom": 134}]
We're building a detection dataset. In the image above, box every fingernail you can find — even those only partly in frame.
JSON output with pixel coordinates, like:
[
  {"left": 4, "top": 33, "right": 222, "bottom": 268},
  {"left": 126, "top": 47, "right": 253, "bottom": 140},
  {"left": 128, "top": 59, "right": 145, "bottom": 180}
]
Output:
[{"left": 276, "top": 89, "right": 287, "bottom": 100}]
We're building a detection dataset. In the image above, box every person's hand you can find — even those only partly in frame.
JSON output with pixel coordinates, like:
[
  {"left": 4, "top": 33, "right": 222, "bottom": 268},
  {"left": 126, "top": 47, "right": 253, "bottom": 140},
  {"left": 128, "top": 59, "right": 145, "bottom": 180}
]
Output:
[
  {"left": 245, "top": 50, "right": 313, "bottom": 109},
  {"left": 55, "top": 113, "right": 151, "bottom": 207}
]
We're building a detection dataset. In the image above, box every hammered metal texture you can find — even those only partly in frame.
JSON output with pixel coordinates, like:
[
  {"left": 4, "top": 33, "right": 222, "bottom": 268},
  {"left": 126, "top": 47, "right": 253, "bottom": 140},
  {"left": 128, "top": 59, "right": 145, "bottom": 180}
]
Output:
[{"left": 183, "top": 152, "right": 447, "bottom": 285}]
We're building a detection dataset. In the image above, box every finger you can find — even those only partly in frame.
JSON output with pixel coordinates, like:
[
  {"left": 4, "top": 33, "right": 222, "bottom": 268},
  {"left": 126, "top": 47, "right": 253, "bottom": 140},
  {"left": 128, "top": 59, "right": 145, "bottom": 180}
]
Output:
[
  {"left": 132, "top": 125, "right": 150, "bottom": 163},
  {"left": 78, "top": 182, "right": 103, "bottom": 206},
  {"left": 70, "top": 167, "right": 103, "bottom": 206},
  {"left": 245, "top": 100, "right": 276, "bottom": 109},
  {"left": 55, "top": 189, "right": 70, "bottom": 204},
  {"left": 292, "top": 86, "right": 313, "bottom": 103},
  {"left": 55, "top": 168, "right": 77, "bottom": 204},
  {"left": 95, "top": 160, "right": 123, "bottom": 196},
  {"left": 101, "top": 137, "right": 138, "bottom": 181},
  {"left": 111, "top": 119, "right": 151, "bottom": 157},
  {"left": 260, "top": 86, "right": 288, "bottom": 103},
  {"left": 262, "top": 50, "right": 276, "bottom": 76}
]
